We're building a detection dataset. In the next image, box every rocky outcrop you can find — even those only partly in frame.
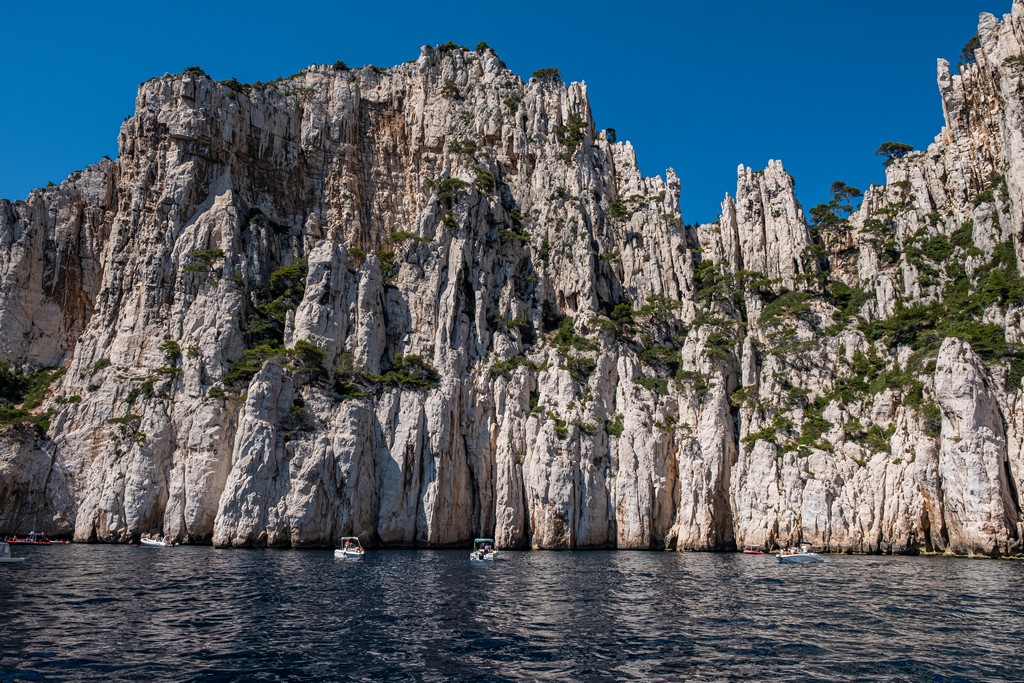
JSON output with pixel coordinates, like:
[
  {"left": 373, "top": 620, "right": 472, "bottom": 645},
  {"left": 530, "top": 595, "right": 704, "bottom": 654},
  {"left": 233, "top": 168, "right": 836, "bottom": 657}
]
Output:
[
  {"left": 0, "top": 161, "right": 114, "bottom": 368},
  {"left": 934, "top": 338, "right": 1019, "bottom": 554},
  {"left": 718, "top": 161, "right": 815, "bottom": 291},
  {"left": 1, "top": 7, "right": 1023, "bottom": 555}
]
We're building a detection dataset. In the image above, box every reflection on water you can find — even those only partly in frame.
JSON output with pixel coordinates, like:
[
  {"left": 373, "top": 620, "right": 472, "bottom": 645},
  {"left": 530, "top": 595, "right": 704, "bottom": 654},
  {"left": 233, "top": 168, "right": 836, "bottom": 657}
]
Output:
[{"left": 1, "top": 546, "right": 1022, "bottom": 681}]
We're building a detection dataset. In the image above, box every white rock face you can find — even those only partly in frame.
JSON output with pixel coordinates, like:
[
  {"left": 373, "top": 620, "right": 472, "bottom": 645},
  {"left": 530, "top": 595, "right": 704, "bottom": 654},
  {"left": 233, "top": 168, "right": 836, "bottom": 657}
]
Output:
[
  {"left": 1, "top": 9, "right": 1023, "bottom": 554},
  {"left": 719, "top": 161, "right": 815, "bottom": 290},
  {"left": 933, "top": 339, "right": 1018, "bottom": 554}
]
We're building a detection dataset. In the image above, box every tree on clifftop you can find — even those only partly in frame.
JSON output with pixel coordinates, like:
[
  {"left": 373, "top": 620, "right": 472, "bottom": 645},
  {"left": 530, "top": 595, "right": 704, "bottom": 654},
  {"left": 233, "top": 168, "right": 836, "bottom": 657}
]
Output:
[
  {"left": 810, "top": 180, "right": 862, "bottom": 245},
  {"left": 876, "top": 142, "right": 915, "bottom": 167},
  {"left": 531, "top": 67, "right": 562, "bottom": 83},
  {"left": 961, "top": 33, "right": 981, "bottom": 66}
]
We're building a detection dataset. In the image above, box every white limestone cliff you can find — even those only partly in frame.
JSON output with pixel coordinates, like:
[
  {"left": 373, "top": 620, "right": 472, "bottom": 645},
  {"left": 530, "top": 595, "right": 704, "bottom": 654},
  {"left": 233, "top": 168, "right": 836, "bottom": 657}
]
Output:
[{"left": 0, "top": 7, "right": 1023, "bottom": 555}]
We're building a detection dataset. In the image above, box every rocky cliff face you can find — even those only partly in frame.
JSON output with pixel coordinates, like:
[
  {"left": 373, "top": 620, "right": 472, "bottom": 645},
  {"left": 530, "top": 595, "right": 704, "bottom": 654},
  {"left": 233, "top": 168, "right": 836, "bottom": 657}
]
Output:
[{"left": 2, "top": 6, "right": 1024, "bottom": 555}]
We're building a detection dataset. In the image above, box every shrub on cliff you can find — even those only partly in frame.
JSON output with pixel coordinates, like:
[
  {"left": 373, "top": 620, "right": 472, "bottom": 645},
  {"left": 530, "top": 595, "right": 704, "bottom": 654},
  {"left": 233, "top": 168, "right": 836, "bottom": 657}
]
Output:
[
  {"left": 0, "top": 361, "right": 61, "bottom": 435},
  {"left": 288, "top": 340, "right": 327, "bottom": 380},
  {"left": 605, "top": 414, "right": 624, "bottom": 437},
  {"left": 961, "top": 34, "right": 981, "bottom": 65},
  {"left": 531, "top": 67, "right": 561, "bottom": 83},
  {"left": 0, "top": 361, "right": 30, "bottom": 402},
  {"left": 875, "top": 142, "right": 915, "bottom": 166},
  {"left": 269, "top": 259, "right": 308, "bottom": 299},
  {"left": 182, "top": 249, "right": 224, "bottom": 274},
  {"left": 364, "top": 354, "right": 440, "bottom": 392},
  {"left": 224, "top": 344, "right": 284, "bottom": 387}
]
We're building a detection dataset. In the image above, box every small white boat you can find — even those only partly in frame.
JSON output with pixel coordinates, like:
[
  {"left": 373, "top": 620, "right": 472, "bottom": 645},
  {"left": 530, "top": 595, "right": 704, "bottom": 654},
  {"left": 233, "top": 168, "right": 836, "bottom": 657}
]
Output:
[
  {"left": 334, "top": 536, "right": 365, "bottom": 559},
  {"left": 140, "top": 537, "right": 175, "bottom": 547},
  {"left": 0, "top": 540, "right": 25, "bottom": 564},
  {"left": 470, "top": 538, "right": 497, "bottom": 561},
  {"left": 777, "top": 544, "right": 823, "bottom": 564}
]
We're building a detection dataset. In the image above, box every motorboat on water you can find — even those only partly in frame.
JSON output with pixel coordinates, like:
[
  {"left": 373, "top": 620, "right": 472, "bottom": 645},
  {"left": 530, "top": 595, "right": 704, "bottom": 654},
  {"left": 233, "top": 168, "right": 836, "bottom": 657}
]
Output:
[
  {"left": 470, "top": 538, "right": 497, "bottom": 561},
  {"left": 742, "top": 545, "right": 765, "bottom": 555},
  {"left": 777, "top": 544, "right": 823, "bottom": 564},
  {"left": 0, "top": 540, "right": 25, "bottom": 563},
  {"left": 140, "top": 537, "right": 176, "bottom": 547},
  {"left": 334, "top": 537, "right": 365, "bottom": 559},
  {"left": 5, "top": 531, "right": 52, "bottom": 545}
]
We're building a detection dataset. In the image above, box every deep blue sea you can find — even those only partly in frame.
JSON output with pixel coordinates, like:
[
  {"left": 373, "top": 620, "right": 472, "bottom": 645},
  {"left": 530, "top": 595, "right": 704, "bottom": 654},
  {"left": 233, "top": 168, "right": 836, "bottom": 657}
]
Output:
[{"left": 1, "top": 545, "right": 1022, "bottom": 681}]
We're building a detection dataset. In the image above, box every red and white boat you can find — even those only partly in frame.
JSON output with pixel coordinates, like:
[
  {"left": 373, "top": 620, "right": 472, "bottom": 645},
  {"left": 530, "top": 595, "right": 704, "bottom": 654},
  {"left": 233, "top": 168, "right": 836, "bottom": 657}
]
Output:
[{"left": 5, "top": 531, "right": 51, "bottom": 545}]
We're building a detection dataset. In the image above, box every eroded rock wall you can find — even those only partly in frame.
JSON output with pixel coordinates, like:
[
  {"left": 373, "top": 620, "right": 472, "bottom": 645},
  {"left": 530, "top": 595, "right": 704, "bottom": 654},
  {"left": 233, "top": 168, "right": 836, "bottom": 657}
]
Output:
[{"left": 1, "top": 6, "right": 1023, "bottom": 554}]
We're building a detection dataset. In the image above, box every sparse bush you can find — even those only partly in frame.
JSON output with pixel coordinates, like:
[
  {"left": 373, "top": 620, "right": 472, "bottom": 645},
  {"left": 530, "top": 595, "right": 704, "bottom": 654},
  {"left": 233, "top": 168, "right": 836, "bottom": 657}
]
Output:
[
  {"left": 475, "top": 168, "right": 496, "bottom": 192},
  {"left": 269, "top": 259, "right": 308, "bottom": 298},
  {"left": 288, "top": 340, "right": 326, "bottom": 379},
  {"left": 635, "top": 377, "right": 669, "bottom": 395},
  {"left": 531, "top": 67, "right": 561, "bottom": 83},
  {"left": 605, "top": 413, "right": 624, "bottom": 437},
  {"left": 490, "top": 354, "right": 537, "bottom": 377},
  {"left": 961, "top": 34, "right": 981, "bottom": 66},
  {"left": 504, "top": 91, "right": 523, "bottom": 114},
  {"left": 225, "top": 344, "right": 285, "bottom": 388},
  {"left": 441, "top": 80, "right": 461, "bottom": 98},
  {"left": 549, "top": 412, "right": 569, "bottom": 440},
  {"left": 920, "top": 401, "right": 942, "bottom": 438},
  {"left": 760, "top": 290, "right": 812, "bottom": 327},
  {"left": 158, "top": 340, "right": 181, "bottom": 364},
  {"left": 0, "top": 363, "right": 66, "bottom": 420},
  {"left": 974, "top": 189, "right": 995, "bottom": 206},
  {"left": 428, "top": 177, "right": 470, "bottom": 201},
  {"left": 182, "top": 249, "right": 225, "bottom": 274},
  {"left": 552, "top": 316, "right": 598, "bottom": 353},
  {"left": 563, "top": 356, "right": 597, "bottom": 382},
  {"left": 364, "top": 354, "right": 440, "bottom": 392},
  {"left": 607, "top": 199, "right": 629, "bottom": 220},
  {"left": 950, "top": 221, "right": 974, "bottom": 248},
  {"left": 876, "top": 141, "right": 914, "bottom": 166},
  {"left": 555, "top": 112, "right": 586, "bottom": 150},
  {"left": 639, "top": 345, "right": 681, "bottom": 376},
  {"left": 448, "top": 140, "right": 478, "bottom": 154}
]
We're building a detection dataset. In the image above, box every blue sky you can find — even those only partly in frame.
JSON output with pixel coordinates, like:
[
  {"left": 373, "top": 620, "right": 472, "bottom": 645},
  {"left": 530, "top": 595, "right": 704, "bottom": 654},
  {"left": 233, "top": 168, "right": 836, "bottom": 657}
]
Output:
[{"left": 0, "top": 1, "right": 1005, "bottom": 223}]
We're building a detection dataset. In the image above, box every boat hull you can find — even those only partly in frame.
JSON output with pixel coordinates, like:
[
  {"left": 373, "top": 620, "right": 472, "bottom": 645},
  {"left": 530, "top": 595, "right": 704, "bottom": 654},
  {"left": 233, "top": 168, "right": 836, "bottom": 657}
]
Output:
[
  {"left": 334, "top": 549, "right": 364, "bottom": 559},
  {"left": 0, "top": 557, "right": 25, "bottom": 563},
  {"left": 777, "top": 553, "right": 823, "bottom": 564}
]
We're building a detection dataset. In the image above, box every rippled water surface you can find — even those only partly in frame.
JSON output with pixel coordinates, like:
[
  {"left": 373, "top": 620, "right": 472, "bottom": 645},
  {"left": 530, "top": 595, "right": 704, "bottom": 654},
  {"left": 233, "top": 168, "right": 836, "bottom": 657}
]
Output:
[{"left": 2, "top": 546, "right": 1023, "bottom": 681}]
